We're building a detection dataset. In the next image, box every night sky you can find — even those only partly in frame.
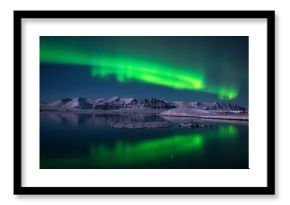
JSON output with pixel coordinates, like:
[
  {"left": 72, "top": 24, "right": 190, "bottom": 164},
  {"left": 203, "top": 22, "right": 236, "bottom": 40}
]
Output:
[{"left": 40, "top": 36, "right": 248, "bottom": 107}]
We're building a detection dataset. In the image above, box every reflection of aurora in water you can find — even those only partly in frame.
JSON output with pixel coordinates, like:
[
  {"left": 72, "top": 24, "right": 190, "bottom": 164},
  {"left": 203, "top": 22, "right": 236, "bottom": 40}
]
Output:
[
  {"left": 41, "top": 124, "right": 239, "bottom": 168},
  {"left": 218, "top": 125, "right": 238, "bottom": 138},
  {"left": 89, "top": 134, "right": 203, "bottom": 166},
  {"left": 40, "top": 43, "right": 238, "bottom": 100},
  {"left": 89, "top": 125, "right": 238, "bottom": 166}
]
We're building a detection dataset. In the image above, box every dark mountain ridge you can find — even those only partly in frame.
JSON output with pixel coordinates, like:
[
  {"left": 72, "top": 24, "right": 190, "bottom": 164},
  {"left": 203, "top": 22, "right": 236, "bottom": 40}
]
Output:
[{"left": 40, "top": 96, "right": 247, "bottom": 113}]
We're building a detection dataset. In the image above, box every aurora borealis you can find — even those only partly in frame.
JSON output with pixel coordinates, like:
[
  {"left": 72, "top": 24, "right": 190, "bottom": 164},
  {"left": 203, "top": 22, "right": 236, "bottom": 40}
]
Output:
[
  {"left": 40, "top": 36, "right": 248, "bottom": 105},
  {"left": 40, "top": 119, "right": 248, "bottom": 169},
  {"left": 40, "top": 36, "right": 249, "bottom": 169}
]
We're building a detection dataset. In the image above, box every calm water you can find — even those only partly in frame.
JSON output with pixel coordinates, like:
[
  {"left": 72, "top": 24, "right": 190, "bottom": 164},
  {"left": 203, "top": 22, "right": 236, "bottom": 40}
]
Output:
[{"left": 40, "top": 113, "right": 248, "bottom": 169}]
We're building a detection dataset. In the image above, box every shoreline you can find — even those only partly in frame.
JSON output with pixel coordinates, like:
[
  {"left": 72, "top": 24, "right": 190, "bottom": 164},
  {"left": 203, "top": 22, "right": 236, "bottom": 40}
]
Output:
[
  {"left": 40, "top": 109, "right": 248, "bottom": 121},
  {"left": 159, "top": 113, "right": 248, "bottom": 121}
]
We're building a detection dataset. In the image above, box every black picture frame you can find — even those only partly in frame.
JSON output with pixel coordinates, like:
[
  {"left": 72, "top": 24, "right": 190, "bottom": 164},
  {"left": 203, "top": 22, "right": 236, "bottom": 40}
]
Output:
[{"left": 14, "top": 10, "right": 275, "bottom": 195}]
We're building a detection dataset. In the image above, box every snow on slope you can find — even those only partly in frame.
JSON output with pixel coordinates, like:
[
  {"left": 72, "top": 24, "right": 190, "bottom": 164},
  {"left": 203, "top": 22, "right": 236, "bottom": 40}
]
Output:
[{"left": 160, "top": 107, "right": 248, "bottom": 120}]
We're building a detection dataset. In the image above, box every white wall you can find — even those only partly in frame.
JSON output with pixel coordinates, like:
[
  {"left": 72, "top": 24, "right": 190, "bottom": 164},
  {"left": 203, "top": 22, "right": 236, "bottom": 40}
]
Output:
[{"left": 0, "top": 0, "right": 287, "bottom": 204}]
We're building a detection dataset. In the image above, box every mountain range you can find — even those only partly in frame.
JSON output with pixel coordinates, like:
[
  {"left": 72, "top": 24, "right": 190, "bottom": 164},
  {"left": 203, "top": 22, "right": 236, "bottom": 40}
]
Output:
[{"left": 40, "top": 96, "right": 247, "bottom": 113}]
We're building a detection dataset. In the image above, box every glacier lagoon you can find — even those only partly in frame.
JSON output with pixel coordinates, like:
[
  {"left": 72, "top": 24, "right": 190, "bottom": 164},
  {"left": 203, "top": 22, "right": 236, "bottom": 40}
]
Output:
[{"left": 40, "top": 112, "right": 248, "bottom": 169}]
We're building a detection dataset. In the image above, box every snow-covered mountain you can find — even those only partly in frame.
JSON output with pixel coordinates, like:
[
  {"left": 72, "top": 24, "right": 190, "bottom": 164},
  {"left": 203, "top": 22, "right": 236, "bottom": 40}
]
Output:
[
  {"left": 41, "top": 97, "right": 176, "bottom": 111},
  {"left": 93, "top": 97, "right": 136, "bottom": 110},
  {"left": 47, "top": 97, "right": 72, "bottom": 107},
  {"left": 173, "top": 101, "right": 247, "bottom": 112},
  {"left": 160, "top": 107, "right": 248, "bottom": 120},
  {"left": 64, "top": 97, "right": 93, "bottom": 110},
  {"left": 41, "top": 97, "right": 93, "bottom": 110},
  {"left": 40, "top": 97, "right": 247, "bottom": 113},
  {"left": 92, "top": 97, "right": 176, "bottom": 110}
]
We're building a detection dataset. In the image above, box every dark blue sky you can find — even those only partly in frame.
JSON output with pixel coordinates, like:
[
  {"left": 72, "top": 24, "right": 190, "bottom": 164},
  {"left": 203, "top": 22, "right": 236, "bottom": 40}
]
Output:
[{"left": 40, "top": 36, "right": 248, "bottom": 106}]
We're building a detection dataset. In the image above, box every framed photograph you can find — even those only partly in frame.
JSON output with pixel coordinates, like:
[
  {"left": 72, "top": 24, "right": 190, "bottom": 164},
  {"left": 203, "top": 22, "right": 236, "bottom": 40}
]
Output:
[{"left": 14, "top": 10, "right": 275, "bottom": 195}]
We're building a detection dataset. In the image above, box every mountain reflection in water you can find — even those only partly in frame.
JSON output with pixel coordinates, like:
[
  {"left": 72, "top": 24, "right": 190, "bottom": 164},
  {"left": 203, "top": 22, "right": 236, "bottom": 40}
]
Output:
[{"left": 40, "top": 113, "right": 248, "bottom": 169}]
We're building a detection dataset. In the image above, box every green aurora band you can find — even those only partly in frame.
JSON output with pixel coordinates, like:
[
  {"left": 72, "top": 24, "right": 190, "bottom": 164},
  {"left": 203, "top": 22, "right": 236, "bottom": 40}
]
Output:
[{"left": 40, "top": 44, "right": 239, "bottom": 100}]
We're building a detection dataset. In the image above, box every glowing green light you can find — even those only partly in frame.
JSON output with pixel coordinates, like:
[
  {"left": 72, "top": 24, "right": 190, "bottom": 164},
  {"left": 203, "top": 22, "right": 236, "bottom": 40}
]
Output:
[
  {"left": 40, "top": 43, "right": 239, "bottom": 100},
  {"left": 89, "top": 133, "right": 203, "bottom": 166},
  {"left": 40, "top": 125, "right": 241, "bottom": 168},
  {"left": 218, "top": 125, "right": 238, "bottom": 138},
  {"left": 207, "top": 86, "right": 239, "bottom": 100},
  {"left": 91, "top": 64, "right": 204, "bottom": 91}
]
